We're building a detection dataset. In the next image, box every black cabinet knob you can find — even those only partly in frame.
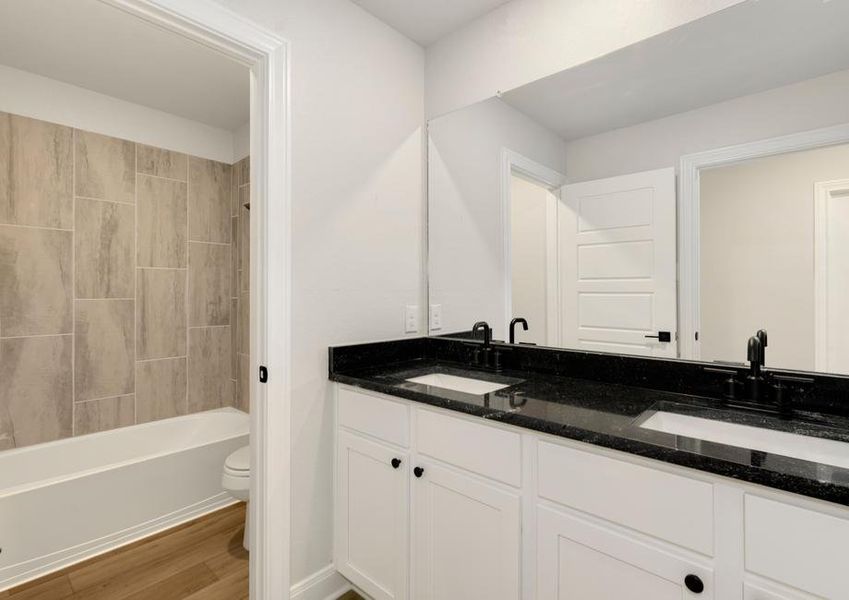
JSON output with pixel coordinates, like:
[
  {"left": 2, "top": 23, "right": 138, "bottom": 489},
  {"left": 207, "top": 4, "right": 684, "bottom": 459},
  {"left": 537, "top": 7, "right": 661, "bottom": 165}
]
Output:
[
  {"left": 684, "top": 574, "right": 704, "bottom": 594},
  {"left": 391, "top": 458, "right": 401, "bottom": 469},
  {"left": 414, "top": 466, "right": 424, "bottom": 478}
]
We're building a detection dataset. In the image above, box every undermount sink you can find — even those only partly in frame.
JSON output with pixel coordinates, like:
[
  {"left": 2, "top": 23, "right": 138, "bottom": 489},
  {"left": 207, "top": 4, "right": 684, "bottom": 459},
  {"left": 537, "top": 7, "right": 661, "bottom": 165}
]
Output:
[
  {"left": 405, "top": 373, "right": 511, "bottom": 395},
  {"left": 640, "top": 411, "right": 849, "bottom": 470}
]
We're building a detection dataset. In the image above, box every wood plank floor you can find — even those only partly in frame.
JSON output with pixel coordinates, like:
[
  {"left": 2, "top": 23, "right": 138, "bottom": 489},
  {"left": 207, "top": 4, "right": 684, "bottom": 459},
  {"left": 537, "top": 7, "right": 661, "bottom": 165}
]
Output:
[
  {"left": 1, "top": 503, "right": 367, "bottom": 600},
  {"left": 1, "top": 503, "right": 250, "bottom": 600}
]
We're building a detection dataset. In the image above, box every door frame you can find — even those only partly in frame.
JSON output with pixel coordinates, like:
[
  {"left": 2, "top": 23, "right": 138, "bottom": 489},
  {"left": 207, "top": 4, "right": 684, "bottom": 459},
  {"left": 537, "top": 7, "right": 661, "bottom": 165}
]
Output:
[
  {"left": 678, "top": 122, "right": 849, "bottom": 361},
  {"left": 814, "top": 178, "right": 849, "bottom": 372},
  {"left": 500, "top": 149, "right": 567, "bottom": 345},
  {"left": 99, "top": 1, "right": 291, "bottom": 598}
]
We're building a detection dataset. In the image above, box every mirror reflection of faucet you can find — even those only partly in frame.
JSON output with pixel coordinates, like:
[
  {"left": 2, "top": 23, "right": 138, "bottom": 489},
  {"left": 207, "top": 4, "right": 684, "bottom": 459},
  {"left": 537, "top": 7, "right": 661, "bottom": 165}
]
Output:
[{"left": 509, "top": 317, "right": 528, "bottom": 344}]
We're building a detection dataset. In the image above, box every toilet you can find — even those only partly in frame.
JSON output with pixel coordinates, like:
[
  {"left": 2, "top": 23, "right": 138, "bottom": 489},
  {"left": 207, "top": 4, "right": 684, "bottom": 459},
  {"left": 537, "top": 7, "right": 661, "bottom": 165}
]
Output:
[{"left": 222, "top": 445, "right": 251, "bottom": 550}]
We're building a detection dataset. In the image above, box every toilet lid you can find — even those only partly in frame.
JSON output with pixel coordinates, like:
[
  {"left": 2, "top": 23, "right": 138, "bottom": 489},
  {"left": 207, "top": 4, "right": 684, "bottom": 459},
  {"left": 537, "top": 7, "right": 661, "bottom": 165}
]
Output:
[{"left": 225, "top": 446, "right": 250, "bottom": 472}]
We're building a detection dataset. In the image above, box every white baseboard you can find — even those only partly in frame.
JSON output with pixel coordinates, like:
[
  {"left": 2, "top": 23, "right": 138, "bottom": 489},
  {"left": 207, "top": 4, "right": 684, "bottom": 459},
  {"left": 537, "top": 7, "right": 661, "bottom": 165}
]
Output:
[{"left": 290, "top": 564, "right": 352, "bottom": 600}]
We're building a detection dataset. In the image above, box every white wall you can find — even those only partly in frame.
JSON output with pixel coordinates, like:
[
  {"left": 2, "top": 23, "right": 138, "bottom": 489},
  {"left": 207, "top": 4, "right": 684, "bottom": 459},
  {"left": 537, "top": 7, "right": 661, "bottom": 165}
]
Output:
[
  {"left": 211, "top": 0, "right": 425, "bottom": 587},
  {"left": 564, "top": 69, "right": 849, "bottom": 183},
  {"left": 700, "top": 143, "right": 849, "bottom": 371},
  {"left": 510, "top": 175, "right": 550, "bottom": 345},
  {"left": 429, "top": 97, "right": 566, "bottom": 340},
  {"left": 424, "top": 0, "right": 744, "bottom": 118},
  {"left": 0, "top": 64, "right": 238, "bottom": 163}
]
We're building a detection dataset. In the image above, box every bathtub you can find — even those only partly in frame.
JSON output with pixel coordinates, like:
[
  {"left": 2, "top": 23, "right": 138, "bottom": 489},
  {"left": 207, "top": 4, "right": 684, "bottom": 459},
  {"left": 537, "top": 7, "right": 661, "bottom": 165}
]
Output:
[{"left": 0, "top": 407, "right": 249, "bottom": 590}]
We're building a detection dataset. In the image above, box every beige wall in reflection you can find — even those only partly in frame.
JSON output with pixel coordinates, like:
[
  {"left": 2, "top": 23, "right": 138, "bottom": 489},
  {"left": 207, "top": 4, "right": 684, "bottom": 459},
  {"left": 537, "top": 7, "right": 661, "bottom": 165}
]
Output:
[{"left": 700, "top": 142, "right": 849, "bottom": 371}]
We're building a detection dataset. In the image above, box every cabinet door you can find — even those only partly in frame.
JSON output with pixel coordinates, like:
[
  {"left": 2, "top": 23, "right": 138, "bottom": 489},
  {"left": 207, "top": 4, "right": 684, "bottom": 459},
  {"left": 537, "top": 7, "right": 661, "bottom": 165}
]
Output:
[
  {"left": 412, "top": 461, "right": 520, "bottom": 600},
  {"left": 744, "top": 583, "right": 819, "bottom": 600},
  {"left": 336, "top": 430, "right": 409, "bottom": 600},
  {"left": 537, "top": 505, "right": 713, "bottom": 600}
]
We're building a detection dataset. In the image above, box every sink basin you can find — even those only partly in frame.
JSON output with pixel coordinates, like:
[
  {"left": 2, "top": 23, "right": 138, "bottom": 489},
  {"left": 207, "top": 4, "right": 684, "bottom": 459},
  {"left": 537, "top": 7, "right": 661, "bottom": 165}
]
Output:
[
  {"left": 640, "top": 411, "right": 849, "bottom": 469},
  {"left": 405, "top": 373, "right": 511, "bottom": 395}
]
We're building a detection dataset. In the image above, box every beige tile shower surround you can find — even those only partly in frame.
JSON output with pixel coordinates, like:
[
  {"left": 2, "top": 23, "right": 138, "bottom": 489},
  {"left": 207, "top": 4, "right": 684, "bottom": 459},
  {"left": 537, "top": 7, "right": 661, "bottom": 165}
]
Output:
[{"left": 0, "top": 112, "right": 250, "bottom": 450}]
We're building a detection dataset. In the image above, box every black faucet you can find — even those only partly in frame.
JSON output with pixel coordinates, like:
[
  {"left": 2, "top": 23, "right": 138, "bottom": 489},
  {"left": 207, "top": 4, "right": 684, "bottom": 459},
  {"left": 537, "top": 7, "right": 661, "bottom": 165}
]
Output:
[
  {"left": 756, "top": 329, "right": 768, "bottom": 365},
  {"left": 470, "top": 321, "right": 504, "bottom": 371},
  {"left": 746, "top": 335, "right": 766, "bottom": 401},
  {"left": 509, "top": 318, "right": 528, "bottom": 344},
  {"left": 472, "top": 321, "right": 491, "bottom": 346}
]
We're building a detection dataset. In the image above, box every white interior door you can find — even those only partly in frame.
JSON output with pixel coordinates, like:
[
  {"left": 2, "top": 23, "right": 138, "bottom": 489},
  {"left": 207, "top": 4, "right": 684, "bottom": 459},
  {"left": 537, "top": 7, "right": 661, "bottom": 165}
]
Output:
[
  {"left": 815, "top": 179, "right": 849, "bottom": 374},
  {"left": 559, "top": 167, "right": 677, "bottom": 357}
]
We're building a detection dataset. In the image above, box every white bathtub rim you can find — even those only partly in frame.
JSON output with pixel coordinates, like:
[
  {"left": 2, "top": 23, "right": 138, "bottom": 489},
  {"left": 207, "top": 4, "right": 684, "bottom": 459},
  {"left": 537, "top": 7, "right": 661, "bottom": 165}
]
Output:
[
  {"left": 0, "top": 493, "right": 240, "bottom": 591},
  {"left": 0, "top": 408, "right": 248, "bottom": 498}
]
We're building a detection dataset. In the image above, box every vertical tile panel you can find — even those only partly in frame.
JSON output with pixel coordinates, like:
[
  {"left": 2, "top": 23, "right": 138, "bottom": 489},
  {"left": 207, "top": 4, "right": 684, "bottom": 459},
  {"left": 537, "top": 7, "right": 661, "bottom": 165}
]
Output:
[
  {"left": 0, "top": 114, "right": 73, "bottom": 228},
  {"left": 74, "top": 130, "right": 135, "bottom": 203},
  {"left": 230, "top": 298, "right": 239, "bottom": 378},
  {"left": 74, "top": 199, "right": 134, "bottom": 298},
  {"left": 188, "top": 327, "right": 232, "bottom": 413},
  {"left": 188, "top": 157, "right": 230, "bottom": 243},
  {"left": 239, "top": 353, "right": 250, "bottom": 413},
  {"left": 137, "top": 145, "right": 187, "bottom": 181},
  {"left": 0, "top": 225, "right": 73, "bottom": 336},
  {"left": 137, "top": 175, "right": 187, "bottom": 268},
  {"left": 188, "top": 242, "right": 230, "bottom": 327},
  {"left": 0, "top": 335, "right": 73, "bottom": 447},
  {"left": 136, "top": 357, "right": 187, "bottom": 423},
  {"left": 75, "top": 299, "right": 135, "bottom": 401},
  {"left": 136, "top": 269, "right": 187, "bottom": 359},
  {"left": 74, "top": 395, "right": 135, "bottom": 436},
  {"left": 239, "top": 291, "right": 249, "bottom": 355},
  {"left": 239, "top": 193, "right": 250, "bottom": 286}
]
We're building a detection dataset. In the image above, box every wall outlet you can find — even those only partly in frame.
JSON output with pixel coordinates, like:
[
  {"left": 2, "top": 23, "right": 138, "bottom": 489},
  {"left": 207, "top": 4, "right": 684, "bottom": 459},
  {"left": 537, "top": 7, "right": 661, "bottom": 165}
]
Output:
[
  {"left": 404, "top": 305, "right": 418, "bottom": 333},
  {"left": 430, "top": 304, "right": 442, "bottom": 330}
]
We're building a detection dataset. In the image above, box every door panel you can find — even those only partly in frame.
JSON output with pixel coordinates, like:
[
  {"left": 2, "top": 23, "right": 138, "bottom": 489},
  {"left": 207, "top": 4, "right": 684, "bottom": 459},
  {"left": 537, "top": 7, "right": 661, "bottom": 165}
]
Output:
[
  {"left": 412, "top": 461, "right": 520, "bottom": 600},
  {"left": 336, "top": 430, "right": 408, "bottom": 600},
  {"left": 537, "top": 505, "right": 713, "bottom": 600},
  {"left": 560, "top": 168, "right": 677, "bottom": 357}
]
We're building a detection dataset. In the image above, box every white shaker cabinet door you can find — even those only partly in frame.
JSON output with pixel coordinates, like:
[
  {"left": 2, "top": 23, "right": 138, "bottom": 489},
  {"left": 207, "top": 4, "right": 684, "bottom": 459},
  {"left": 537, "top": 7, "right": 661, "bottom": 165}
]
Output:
[
  {"left": 537, "top": 505, "right": 713, "bottom": 600},
  {"left": 336, "top": 430, "right": 409, "bottom": 600},
  {"left": 411, "top": 460, "right": 520, "bottom": 600}
]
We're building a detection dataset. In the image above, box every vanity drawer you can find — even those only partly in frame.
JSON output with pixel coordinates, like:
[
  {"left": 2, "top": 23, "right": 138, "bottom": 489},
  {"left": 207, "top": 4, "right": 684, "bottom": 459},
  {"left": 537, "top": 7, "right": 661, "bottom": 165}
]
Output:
[
  {"left": 337, "top": 386, "right": 410, "bottom": 448},
  {"left": 745, "top": 494, "right": 849, "bottom": 599},
  {"left": 537, "top": 441, "right": 714, "bottom": 555},
  {"left": 415, "top": 408, "right": 521, "bottom": 487}
]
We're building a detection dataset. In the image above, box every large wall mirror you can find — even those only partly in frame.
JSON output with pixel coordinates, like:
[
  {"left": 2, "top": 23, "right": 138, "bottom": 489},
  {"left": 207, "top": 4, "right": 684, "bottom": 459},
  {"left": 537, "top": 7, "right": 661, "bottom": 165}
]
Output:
[{"left": 427, "top": 0, "right": 849, "bottom": 375}]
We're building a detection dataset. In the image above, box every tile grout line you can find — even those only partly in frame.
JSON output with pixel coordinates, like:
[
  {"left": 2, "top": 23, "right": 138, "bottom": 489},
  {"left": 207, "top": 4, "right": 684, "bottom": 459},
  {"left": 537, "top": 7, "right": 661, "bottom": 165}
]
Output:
[
  {"left": 75, "top": 392, "right": 136, "bottom": 405},
  {"left": 185, "top": 155, "right": 190, "bottom": 415},
  {"left": 75, "top": 195, "right": 135, "bottom": 207},
  {"left": 72, "top": 127, "right": 76, "bottom": 437},
  {"left": 0, "top": 222, "right": 74, "bottom": 233},
  {"left": 134, "top": 142, "right": 139, "bottom": 426},
  {"left": 136, "top": 171, "right": 188, "bottom": 184}
]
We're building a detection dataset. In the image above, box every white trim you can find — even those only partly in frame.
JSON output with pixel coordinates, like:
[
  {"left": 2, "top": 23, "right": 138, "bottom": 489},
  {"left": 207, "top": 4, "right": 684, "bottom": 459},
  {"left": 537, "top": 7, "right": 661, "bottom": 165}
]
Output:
[
  {"left": 678, "top": 122, "right": 849, "bottom": 360},
  {"left": 814, "top": 178, "right": 849, "bottom": 372},
  {"left": 94, "top": 2, "right": 292, "bottom": 599},
  {"left": 290, "top": 565, "right": 351, "bottom": 600},
  {"left": 500, "top": 149, "right": 567, "bottom": 343}
]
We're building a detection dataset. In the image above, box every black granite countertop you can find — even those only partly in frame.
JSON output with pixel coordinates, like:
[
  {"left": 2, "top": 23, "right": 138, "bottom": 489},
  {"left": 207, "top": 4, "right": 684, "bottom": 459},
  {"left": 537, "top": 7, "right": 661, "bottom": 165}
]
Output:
[{"left": 330, "top": 346, "right": 849, "bottom": 507}]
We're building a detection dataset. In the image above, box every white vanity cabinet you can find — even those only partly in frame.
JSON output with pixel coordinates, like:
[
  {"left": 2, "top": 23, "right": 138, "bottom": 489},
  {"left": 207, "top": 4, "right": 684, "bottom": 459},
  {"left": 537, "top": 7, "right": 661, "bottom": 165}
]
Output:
[
  {"left": 412, "top": 460, "right": 520, "bottom": 600},
  {"left": 334, "top": 384, "right": 849, "bottom": 600}
]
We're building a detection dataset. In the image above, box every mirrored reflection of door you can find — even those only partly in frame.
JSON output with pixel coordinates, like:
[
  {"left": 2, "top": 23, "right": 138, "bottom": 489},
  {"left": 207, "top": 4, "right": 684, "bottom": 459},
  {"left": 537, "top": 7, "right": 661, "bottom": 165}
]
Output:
[
  {"left": 509, "top": 174, "right": 558, "bottom": 346},
  {"left": 560, "top": 168, "right": 677, "bottom": 358}
]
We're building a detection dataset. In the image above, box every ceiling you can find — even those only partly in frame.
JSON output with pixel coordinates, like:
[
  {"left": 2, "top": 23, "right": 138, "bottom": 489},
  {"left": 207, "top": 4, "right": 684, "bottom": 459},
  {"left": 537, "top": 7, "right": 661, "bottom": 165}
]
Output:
[
  {"left": 501, "top": 0, "right": 849, "bottom": 142},
  {"left": 351, "top": 0, "right": 512, "bottom": 46},
  {"left": 0, "top": 0, "right": 249, "bottom": 131}
]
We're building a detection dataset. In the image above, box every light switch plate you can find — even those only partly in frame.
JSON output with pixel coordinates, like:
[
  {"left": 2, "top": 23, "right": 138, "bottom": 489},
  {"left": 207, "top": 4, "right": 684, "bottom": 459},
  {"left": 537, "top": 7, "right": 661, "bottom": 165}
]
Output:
[
  {"left": 430, "top": 304, "right": 442, "bottom": 330},
  {"left": 404, "top": 305, "right": 418, "bottom": 333}
]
